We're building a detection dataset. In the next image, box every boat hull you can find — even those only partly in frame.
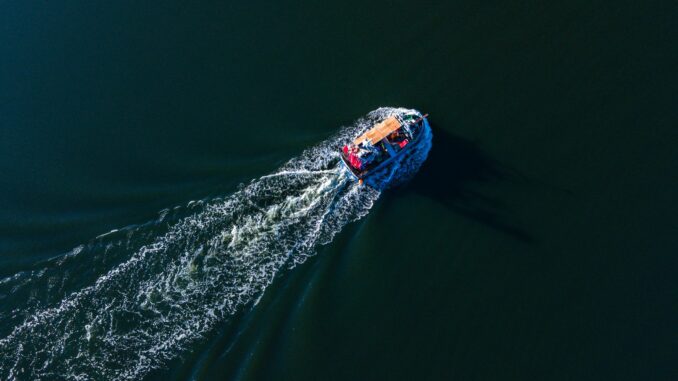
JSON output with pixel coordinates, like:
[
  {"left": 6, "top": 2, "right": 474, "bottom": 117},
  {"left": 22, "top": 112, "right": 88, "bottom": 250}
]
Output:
[{"left": 340, "top": 116, "right": 432, "bottom": 188}]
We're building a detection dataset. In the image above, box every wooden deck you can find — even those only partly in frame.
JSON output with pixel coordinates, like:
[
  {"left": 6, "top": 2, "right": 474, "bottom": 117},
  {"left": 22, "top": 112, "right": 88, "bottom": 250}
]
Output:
[{"left": 353, "top": 117, "right": 401, "bottom": 145}]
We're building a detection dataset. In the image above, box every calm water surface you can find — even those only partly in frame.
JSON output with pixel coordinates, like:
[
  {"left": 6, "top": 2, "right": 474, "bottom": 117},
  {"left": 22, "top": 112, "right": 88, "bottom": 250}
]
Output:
[{"left": 1, "top": 0, "right": 676, "bottom": 380}]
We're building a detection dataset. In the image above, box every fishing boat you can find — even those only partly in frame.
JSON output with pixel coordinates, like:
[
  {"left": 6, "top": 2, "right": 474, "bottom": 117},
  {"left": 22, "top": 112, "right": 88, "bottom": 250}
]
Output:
[{"left": 340, "top": 110, "right": 429, "bottom": 185}]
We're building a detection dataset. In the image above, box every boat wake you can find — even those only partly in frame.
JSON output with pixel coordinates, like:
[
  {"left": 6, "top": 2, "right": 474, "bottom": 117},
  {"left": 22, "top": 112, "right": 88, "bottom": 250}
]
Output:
[{"left": 0, "top": 107, "right": 431, "bottom": 380}]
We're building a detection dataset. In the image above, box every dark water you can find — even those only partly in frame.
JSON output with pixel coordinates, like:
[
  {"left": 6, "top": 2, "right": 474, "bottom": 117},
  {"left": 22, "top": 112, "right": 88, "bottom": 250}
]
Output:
[{"left": 1, "top": 1, "right": 676, "bottom": 380}]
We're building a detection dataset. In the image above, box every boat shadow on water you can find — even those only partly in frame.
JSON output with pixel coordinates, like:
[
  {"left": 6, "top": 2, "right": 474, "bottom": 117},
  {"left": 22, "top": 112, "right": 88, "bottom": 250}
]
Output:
[{"left": 393, "top": 128, "right": 533, "bottom": 243}]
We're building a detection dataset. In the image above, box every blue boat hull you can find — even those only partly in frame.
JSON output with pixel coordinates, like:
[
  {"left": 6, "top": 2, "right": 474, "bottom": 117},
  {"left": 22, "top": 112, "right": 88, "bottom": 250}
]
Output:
[{"left": 340, "top": 117, "right": 431, "bottom": 188}]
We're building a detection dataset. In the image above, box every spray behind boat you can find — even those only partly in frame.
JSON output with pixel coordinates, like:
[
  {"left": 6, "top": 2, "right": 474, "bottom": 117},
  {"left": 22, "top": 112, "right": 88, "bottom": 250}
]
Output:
[{"left": 0, "top": 107, "right": 431, "bottom": 380}]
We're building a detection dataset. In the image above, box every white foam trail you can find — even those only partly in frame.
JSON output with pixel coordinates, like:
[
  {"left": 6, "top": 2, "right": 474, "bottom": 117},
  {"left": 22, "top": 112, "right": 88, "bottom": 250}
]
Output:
[
  {"left": 96, "top": 229, "right": 121, "bottom": 240},
  {"left": 0, "top": 107, "right": 430, "bottom": 380}
]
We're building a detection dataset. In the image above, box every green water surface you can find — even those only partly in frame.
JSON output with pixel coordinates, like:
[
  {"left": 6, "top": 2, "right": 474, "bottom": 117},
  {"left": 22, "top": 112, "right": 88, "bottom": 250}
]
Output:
[{"left": 1, "top": 0, "right": 676, "bottom": 380}]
